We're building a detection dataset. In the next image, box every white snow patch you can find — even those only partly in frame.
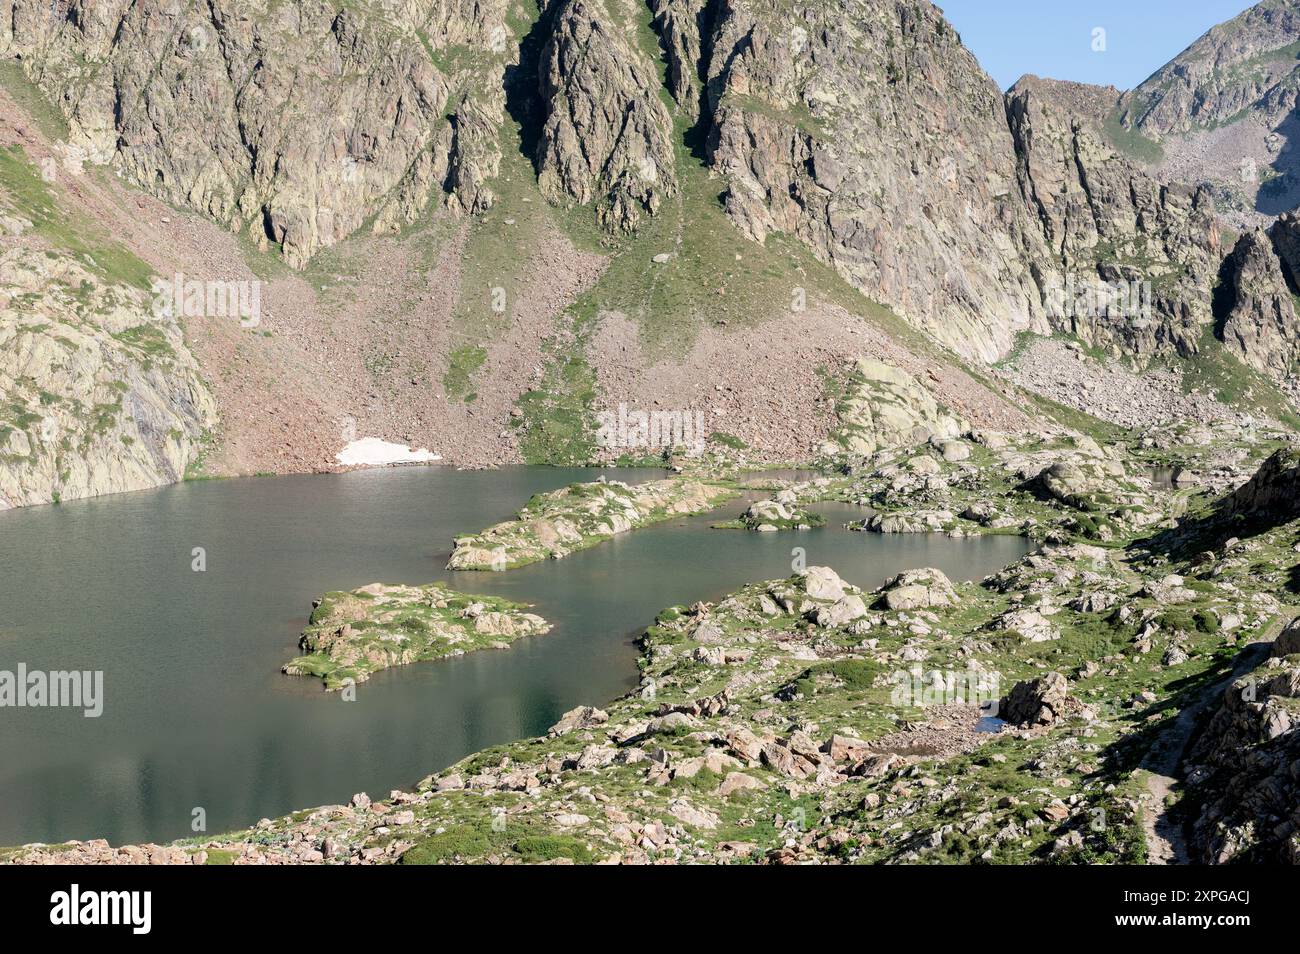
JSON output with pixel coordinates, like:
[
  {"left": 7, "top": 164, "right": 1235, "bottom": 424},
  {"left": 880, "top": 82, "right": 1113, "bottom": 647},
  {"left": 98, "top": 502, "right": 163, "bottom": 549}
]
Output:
[{"left": 336, "top": 438, "right": 442, "bottom": 467}]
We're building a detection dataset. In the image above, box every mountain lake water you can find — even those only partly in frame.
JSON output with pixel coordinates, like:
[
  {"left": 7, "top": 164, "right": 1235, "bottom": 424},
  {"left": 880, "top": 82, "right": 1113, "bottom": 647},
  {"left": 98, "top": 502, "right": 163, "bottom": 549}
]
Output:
[{"left": 0, "top": 466, "right": 1031, "bottom": 845}]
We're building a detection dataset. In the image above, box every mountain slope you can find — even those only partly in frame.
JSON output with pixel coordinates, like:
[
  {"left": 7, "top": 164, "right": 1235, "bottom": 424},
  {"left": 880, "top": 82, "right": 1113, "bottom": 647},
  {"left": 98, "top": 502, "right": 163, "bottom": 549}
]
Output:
[
  {"left": 0, "top": 0, "right": 1296, "bottom": 506},
  {"left": 0, "top": 125, "right": 214, "bottom": 508},
  {"left": 0, "top": 0, "right": 520, "bottom": 267},
  {"left": 1119, "top": 0, "right": 1300, "bottom": 222},
  {"left": 1122, "top": 0, "right": 1300, "bottom": 136}
]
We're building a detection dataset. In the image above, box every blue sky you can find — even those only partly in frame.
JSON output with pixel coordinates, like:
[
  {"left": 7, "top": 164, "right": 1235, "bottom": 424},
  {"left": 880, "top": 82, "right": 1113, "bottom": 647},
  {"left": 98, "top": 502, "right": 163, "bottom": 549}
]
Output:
[{"left": 939, "top": 0, "right": 1257, "bottom": 91}]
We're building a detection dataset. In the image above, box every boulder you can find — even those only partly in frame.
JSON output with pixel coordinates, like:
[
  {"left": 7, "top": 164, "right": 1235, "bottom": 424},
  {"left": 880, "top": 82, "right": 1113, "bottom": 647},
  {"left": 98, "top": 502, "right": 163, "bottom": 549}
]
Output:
[
  {"left": 760, "top": 741, "right": 816, "bottom": 778},
  {"left": 826, "top": 734, "right": 872, "bottom": 762},
  {"left": 812, "top": 594, "right": 868, "bottom": 628},
  {"left": 802, "top": 565, "right": 850, "bottom": 601},
  {"left": 667, "top": 799, "right": 719, "bottom": 829},
  {"left": 866, "top": 509, "right": 955, "bottom": 533},
  {"left": 999, "top": 673, "right": 1069, "bottom": 727},
  {"left": 992, "top": 607, "right": 1060, "bottom": 643},
  {"left": 940, "top": 440, "right": 971, "bottom": 462},
  {"left": 1273, "top": 618, "right": 1300, "bottom": 658},
  {"left": 1219, "top": 449, "right": 1300, "bottom": 527},
  {"left": 718, "top": 772, "right": 766, "bottom": 797},
  {"left": 549, "top": 705, "right": 609, "bottom": 736},
  {"left": 878, "top": 568, "right": 958, "bottom": 611},
  {"left": 724, "top": 727, "right": 764, "bottom": 762}
]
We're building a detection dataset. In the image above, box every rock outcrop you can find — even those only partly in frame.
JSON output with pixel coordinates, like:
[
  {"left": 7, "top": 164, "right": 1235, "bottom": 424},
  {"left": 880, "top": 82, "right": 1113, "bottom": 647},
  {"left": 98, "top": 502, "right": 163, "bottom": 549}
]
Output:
[
  {"left": 1218, "top": 229, "right": 1300, "bottom": 379},
  {"left": 1114, "top": 0, "right": 1300, "bottom": 223},
  {"left": 648, "top": 0, "right": 709, "bottom": 119},
  {"left": 536, "top": 0, "right": 678, "bottom": 231},
  {"left": 877, "top": 567, "right": 958, "bottom": 611},
  {"left": 731, "top": 491, "right": 824, "bottom": 531},
  {"left": 447, "top": 477, "right": 734, "bottom": 569},
  {"left": 999, "top": 672, "right": 1069, "bottom": 727},
  {"left": 1217, "top": 447, "right": 1300, "bottom": 525},
  {"left": 1028, "top": 458, "right": 1124, "bottom": 512},
  {"left": 824, "top": 359, "right": 966, "bottom": 457},
  {"left": 0, "top": 246, "right": 214, "bottom": 508},
  {"left": 1268, "top": 210, "right": 1300, "bottom": 282},
  {"left": 1273, "top": 617, "right": 1300, "bottom": 658},
  {"left": 283, "top": 582, "right": 551, "bottom": 690},
  {"left": 1006, "top": 76, "right": 1222, "bottom": 358},
  {"left": 1185, "top": 646, "right": 1300, "bottom": 863}
]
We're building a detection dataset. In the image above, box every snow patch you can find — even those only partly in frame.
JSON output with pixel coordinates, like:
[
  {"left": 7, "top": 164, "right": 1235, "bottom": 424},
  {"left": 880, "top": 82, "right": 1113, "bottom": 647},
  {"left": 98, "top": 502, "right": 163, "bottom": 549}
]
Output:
[{"left": 336, "top": 438, "right": 442, "bottom": 467}]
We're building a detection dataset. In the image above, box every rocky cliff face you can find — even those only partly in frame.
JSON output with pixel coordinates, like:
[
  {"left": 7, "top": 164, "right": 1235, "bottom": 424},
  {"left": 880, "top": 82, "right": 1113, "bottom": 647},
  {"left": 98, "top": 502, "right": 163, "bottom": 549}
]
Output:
[
  {"left": 0, "top": 0, "right": 512, "bottom": 267},
  {"left": 0, "top": 246, "right": 215, "bottom": 508},
  {"left": 1219, "top": 229, "right": 1300, "bottom": 378},
  {"left": 1006, "top": 77, "right": 1222, "bottom": 358},
  {"left": 657, "top": 1, "right": 1239, "bottom": 365},
  {"left": 649, "top": 0, "right": 708, "bottom": 119},
  {"left": 1218, "top": 447, "right": 1300, "bottom": 523},
  {"left": 1270, "top": 209, "right": 1300, "bottom": 277},
  {"left": 0, "top": 0, "right": 1282, "bottom": 374},
  {"left": 535, "top": 0, "right": 679, "bottom": 231},
  {"left": 690, "top": 0, "right": 1050, "bottom": 362},
  {"left": 0, "top": 115, "right": 215, "bottom": 509}
]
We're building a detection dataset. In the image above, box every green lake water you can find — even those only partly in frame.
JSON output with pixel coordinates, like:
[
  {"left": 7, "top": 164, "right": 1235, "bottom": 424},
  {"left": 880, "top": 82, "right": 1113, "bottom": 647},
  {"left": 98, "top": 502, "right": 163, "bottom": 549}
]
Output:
[{"left": 0, "top": 467, "right": 1030, "bottom": 845}]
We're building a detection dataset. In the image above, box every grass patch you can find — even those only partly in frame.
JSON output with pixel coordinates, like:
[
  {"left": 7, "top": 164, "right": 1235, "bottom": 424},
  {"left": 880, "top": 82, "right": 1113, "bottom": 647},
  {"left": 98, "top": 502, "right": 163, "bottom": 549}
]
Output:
[
  {"left": 444, "top": 344, "right": 488, "bottom": 399},
  {"left": 1180, "top": 329, "right": 1300, "bottom": 430},
  {"left": 398, "top": 819, "right": 594, "bottom": 865},
  {"left": 0, "top": 145, "right": 154, "bottom": 290},
  {"left": 1102, "top": 112, "right": 1164, "bottom": 164},
  {"left": 0, "top": 62, "right": 70, "bottom": 140}
]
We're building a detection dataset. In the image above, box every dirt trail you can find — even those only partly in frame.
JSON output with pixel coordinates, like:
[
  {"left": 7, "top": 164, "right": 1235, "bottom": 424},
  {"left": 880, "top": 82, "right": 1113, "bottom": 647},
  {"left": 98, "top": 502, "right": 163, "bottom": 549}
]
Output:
[{"left": 1139, "top": 617, "right": 1290, "bottom": 864}]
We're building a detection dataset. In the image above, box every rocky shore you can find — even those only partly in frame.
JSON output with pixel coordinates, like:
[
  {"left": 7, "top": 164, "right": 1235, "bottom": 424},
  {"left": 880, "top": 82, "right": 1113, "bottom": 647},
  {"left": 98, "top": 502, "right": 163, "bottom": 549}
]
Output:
[
  {"left": 11, "top": 418, "right": 1300, "bottom": 865},
  {"left": 446, "top": 477, "right": 735, "bottom": 570}
]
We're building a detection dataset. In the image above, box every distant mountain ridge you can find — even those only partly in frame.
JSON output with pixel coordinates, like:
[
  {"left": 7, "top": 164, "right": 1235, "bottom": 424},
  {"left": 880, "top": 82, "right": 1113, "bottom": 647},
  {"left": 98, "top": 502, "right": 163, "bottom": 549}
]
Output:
[{"left": 1116, "top": 0, "right": 1300, "bottom": 221}]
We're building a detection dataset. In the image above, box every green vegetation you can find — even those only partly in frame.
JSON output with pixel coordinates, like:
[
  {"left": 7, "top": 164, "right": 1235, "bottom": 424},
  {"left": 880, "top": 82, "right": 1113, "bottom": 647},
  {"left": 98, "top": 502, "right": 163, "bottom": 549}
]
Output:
[
  {"left": 283, "top": 583, "right": 551, "bottom": 690},
  {"left": 446, "top": 118, "right": 553, "bottom": 351},
  {"left": 1102, "top": 112, "right": 1164, "bottom": 164},
  {"left": 0, "top": 145, "right": 155, "bottom": 290},
  {"left": 708, "top": 431, "right": 748, "bottom": 450},
  {"left": 112, "top": 324, "right": 176, "bottom": 363},
  {"left": 1180, "top": 328, "right": 1300, "bottom": 429},
  {"left": 514, "top": 307, "right": 602, "bottom": 465},
  {"left": 399, "top": 818, "right": 593, "bottom": 865},
  {"left": 443, "top": 344, "right": 487, "bottom": 400},
  {"left": 0, "top": 62, "right": 70, "bottom": 140}
]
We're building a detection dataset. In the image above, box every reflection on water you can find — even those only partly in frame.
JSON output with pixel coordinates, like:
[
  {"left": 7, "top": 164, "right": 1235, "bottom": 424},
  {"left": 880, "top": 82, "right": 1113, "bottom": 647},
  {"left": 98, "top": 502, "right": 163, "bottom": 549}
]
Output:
[
  {"left": 1150, "top": 467, "right": 1177, "bottom": 491},
  {"left": 0, "top": 468, "right": 1030, "bottom": 845}
]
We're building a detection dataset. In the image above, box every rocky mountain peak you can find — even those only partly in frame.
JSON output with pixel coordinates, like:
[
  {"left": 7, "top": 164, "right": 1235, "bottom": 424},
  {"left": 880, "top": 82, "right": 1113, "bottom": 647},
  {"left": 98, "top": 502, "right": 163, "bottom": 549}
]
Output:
[{"left": 1121, "top": 0, "right": 1300, "bottom": 136}]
